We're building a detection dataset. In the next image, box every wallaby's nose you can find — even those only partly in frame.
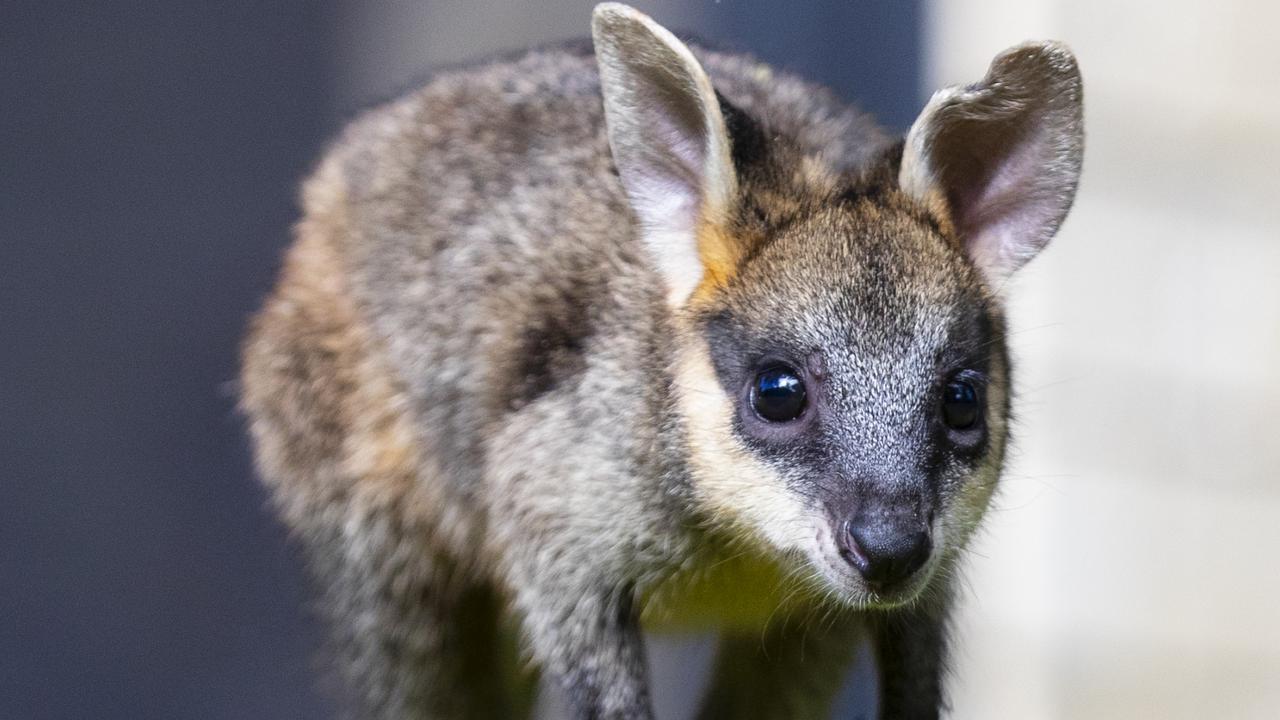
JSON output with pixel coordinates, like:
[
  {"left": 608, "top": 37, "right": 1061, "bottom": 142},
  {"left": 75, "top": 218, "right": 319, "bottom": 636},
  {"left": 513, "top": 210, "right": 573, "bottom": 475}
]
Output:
[{"left": 839, "top": 515, "right": 932, "bottom": 590}]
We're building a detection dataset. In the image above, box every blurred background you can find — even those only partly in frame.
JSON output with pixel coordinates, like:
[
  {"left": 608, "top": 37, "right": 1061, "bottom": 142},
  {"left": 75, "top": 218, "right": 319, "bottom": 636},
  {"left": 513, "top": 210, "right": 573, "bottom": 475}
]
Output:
[{"left": 2, "top": 1, "right": 1276, "bottom": 718}]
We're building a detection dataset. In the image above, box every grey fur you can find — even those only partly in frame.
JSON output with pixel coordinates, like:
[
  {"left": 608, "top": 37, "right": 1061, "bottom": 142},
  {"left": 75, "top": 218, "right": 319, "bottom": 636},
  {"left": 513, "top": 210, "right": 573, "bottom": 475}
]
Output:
[{"left": 240, "top": 4, "right": 1081, "bottom": 719}]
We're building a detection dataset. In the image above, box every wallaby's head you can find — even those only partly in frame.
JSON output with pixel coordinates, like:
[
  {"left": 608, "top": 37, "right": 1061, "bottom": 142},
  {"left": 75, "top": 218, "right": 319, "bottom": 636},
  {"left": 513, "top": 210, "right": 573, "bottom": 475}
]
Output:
[{"left": 592, "top": 4, "right": 1082, "bottom": 606}]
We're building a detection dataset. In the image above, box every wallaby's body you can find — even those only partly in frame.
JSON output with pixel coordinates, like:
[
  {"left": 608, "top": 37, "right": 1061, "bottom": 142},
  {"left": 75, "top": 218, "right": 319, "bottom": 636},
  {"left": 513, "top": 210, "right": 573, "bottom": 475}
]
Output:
[{"left": 241, "top": 5, "right": 1082, "bottom": 718}]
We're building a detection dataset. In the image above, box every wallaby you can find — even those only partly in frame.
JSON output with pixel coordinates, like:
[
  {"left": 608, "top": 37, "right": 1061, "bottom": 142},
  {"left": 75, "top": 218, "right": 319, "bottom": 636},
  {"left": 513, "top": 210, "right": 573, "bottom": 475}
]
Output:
[{"left": 240, "top": 3, "right": 1083, "bottom": 718}]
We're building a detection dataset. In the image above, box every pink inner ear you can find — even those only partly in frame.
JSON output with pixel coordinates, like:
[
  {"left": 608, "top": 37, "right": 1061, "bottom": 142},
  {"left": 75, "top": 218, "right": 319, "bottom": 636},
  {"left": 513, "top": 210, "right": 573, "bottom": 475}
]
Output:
[
  {"left": 947, "top": 122, "right": 1060, "bottom": 281},
  {"left": 942, "top": 113, "right": 1070, "bottom": 281}
]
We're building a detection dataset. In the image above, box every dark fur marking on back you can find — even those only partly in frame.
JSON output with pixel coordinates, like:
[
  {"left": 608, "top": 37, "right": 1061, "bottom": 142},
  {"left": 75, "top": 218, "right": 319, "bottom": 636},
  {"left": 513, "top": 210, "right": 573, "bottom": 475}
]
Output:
[{"left": 506, "top": 281, "right": 597, "bottom": 410}]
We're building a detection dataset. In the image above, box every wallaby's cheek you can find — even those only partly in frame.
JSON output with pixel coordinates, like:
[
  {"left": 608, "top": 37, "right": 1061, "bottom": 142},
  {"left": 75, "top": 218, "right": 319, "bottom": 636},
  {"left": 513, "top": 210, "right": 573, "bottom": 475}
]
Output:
[{"left": 673, "top": 337, "right": 811, "bottom": 552}]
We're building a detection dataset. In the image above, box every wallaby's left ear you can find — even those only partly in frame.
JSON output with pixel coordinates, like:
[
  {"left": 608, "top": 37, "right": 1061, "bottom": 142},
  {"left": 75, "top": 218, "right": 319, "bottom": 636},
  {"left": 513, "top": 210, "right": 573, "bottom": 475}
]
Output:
[
  {"left": 592, "top": 3, "right": 740, "bottom": 307},
  {"left": 900, "top": 41, "right": 1083, "bottom": 287}
]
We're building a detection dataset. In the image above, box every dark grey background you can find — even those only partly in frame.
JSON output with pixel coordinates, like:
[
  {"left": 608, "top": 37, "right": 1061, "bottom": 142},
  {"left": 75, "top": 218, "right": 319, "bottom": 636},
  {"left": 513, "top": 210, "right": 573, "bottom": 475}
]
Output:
[{"left": 0, "top": 2, "right": 920, "bottom": 717}]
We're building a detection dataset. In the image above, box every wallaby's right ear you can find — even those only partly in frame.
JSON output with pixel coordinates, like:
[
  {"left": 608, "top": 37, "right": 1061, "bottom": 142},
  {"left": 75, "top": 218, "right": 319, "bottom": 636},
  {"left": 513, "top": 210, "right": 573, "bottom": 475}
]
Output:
[{"left": 592, "top": 3, "right": 739, "bottom": 308}]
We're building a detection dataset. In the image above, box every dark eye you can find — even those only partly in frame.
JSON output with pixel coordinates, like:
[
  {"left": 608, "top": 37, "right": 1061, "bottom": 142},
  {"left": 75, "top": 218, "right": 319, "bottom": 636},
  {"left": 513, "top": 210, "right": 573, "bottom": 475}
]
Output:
[
  {"left": 941, "top": 377, "right": 981, "bottom": 430},
  {"left": 752, "top": 366, "right": 807, "bottom": 423}
]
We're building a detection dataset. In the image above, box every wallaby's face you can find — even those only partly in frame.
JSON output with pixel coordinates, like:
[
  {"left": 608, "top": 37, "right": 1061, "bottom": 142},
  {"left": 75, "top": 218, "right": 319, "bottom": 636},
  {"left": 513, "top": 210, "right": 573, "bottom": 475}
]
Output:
[
  {"left": 593, "top": 4, "right": 1081, "bottom": 605},
  {"left": 680, "top": 203, "right": 1008, "bottom": 605}
]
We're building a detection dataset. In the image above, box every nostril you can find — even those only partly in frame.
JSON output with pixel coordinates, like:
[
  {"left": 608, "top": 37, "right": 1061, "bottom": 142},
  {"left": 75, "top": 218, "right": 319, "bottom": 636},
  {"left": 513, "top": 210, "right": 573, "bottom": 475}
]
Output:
[{"left": 838, "top": 518, "right": 870, "bottom": 574}]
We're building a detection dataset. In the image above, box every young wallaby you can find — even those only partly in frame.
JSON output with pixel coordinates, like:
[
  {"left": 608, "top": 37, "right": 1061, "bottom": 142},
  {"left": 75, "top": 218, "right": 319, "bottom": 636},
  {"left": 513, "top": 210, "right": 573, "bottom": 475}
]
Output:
[{"left": 241, "top": 4, "right": 1082, "bottom": 718}]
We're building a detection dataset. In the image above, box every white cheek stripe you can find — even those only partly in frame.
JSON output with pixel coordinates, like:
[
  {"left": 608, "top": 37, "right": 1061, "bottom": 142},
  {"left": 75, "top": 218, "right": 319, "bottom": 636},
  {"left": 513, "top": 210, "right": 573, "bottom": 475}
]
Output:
[{"left": 672, "top": 336, "right": 811, "bottom": 552}]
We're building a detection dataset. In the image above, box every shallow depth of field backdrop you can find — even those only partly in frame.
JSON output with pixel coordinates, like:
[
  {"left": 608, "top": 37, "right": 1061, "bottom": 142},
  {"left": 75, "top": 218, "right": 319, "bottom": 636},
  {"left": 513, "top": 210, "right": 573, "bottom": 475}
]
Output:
[{"left": 3, "top": 1, "right": 1277, "bottom": 718}]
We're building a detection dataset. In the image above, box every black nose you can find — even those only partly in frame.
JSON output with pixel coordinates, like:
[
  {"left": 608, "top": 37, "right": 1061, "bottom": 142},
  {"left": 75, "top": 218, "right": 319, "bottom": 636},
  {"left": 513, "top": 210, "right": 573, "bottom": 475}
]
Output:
[{"left": 839, "top": 516, "right": 932, "bottom": 590}]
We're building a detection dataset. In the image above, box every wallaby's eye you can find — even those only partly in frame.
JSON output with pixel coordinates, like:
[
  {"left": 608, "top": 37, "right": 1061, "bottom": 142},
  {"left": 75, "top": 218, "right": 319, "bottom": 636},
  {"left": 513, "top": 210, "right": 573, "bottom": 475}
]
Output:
[
  {"left": 752, "top": 366, "right": 807, "bottom": 423},
  {"left": 941, "top": 377, "right": 981, "bottom": 430}
]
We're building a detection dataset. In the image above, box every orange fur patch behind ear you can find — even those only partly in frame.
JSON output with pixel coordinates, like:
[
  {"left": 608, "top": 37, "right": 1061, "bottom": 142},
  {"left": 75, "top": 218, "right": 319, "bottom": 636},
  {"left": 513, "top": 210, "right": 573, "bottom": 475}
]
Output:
[{"left": 690, "top": 221, "right": 745, "bottom": 304}]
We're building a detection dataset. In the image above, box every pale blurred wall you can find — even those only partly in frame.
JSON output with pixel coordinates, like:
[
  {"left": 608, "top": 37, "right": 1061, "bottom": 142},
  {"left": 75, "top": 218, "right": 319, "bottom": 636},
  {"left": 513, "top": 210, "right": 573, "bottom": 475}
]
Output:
[{"left": 924, "top": 1, "right": 1280, "bottom": 718}]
